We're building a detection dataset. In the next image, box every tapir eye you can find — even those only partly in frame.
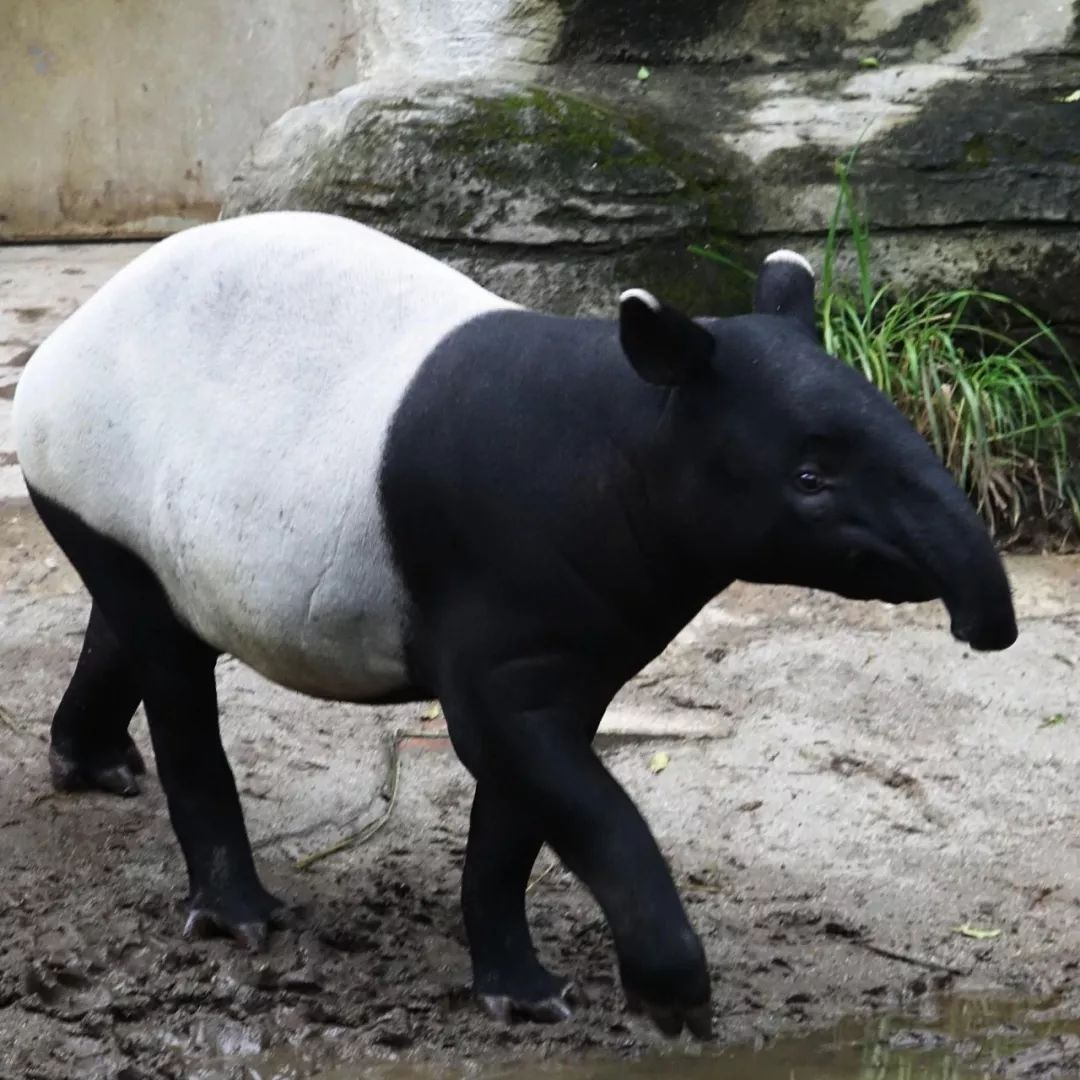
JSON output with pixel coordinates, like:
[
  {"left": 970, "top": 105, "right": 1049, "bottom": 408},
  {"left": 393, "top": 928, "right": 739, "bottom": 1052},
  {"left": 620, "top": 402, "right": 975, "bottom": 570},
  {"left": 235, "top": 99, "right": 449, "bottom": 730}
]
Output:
[{"left": 795, "top": 469, "right": 826, "bottom": 494}]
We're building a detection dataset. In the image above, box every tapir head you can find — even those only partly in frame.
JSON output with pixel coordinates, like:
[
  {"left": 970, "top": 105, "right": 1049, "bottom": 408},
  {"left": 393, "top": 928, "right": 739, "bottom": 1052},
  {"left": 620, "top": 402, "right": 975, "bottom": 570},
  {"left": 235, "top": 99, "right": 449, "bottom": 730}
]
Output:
[{"left": 618, "top": 251, "right": 1017, "bottom": 651}]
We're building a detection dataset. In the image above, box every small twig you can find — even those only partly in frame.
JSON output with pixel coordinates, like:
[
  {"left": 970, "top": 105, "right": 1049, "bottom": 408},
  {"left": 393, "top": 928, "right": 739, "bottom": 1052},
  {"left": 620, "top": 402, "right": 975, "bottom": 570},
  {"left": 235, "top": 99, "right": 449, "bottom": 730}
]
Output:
[
  {"left": 294, "top": 834, "right": 357, "bottom": 870},
  {"left": 397, "top": 729, "right": 451, "bottom": 743},
  {"left": 294, "top": 736, "right": 402, "bottom": 871},
  {"left": 684, "top": 880, "right": 726, "bottom": 895},
  {"left": 851, "top": 938, "right": 971, "bottom": 978}
]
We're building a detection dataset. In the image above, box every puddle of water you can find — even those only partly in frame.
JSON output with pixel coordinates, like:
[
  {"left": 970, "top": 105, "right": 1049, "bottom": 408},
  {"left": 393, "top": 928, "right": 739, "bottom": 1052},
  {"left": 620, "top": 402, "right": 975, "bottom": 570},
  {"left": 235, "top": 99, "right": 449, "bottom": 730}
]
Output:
[{"left": 203, "top": 994, "right": 1080, "bottom": 1080}]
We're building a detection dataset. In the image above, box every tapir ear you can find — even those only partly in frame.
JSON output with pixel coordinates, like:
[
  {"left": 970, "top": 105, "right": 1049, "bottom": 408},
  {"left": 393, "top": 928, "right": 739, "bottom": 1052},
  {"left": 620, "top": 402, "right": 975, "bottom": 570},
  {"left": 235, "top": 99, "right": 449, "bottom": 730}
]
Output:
[
  {"left": 618, "top": 289, "right": 715, "bottom": 386},
  {"left": 752, "top": 249, "right": 817, "bottom": 335}
]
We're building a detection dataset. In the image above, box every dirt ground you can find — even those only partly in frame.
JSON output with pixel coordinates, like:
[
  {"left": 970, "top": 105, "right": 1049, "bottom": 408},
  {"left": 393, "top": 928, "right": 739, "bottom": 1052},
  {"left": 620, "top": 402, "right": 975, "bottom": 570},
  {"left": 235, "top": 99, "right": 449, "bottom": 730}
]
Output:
[
  {"left": 3, "top": 244, "right": 1080, "bottom": 1078},
  {"left": 0, "top": 501, "right": 1078, "bottom": 1079}
]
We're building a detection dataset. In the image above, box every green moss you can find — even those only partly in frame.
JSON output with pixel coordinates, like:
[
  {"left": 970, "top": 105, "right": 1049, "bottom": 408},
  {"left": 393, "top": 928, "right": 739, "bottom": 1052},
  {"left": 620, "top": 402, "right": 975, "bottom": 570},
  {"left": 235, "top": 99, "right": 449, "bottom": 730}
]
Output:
[
  {"left": 441, "top": 87, "right": 744, "bottom": 218},
  {"left": 963, "top": 133, "right": 991, "bottom": 168},
  {"left": 426, "top": 86, "right": 754, "bottom": 314},
  {"left": 437, "top": 88, "right": 669, "bottom": 178},
  {"left": 959, "top": 131, "right": 1051, "bottom": 170},
  {"left": 269, "top": 83, "right": 754, "bottom": 319}
]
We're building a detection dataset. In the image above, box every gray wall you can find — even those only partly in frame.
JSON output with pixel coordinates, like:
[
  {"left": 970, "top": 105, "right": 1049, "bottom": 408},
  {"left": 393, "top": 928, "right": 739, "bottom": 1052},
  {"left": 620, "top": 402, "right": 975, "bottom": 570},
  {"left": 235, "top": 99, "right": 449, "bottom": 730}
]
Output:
[{"left": 1, "top": 0, "right": 361, "bottom": 239}]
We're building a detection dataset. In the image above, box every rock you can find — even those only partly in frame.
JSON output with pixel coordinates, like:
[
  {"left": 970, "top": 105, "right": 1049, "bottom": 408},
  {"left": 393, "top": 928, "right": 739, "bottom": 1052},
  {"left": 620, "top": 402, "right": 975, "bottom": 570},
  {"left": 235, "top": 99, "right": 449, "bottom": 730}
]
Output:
[
  {"left": 224, "top": 0, "right": 1080, "bottom": 342},
  {"left": 723, "top": 52, "right": 1080, "bottom": 345},
  {"left": 223, "top": 81, "right": 753, "bottom": 317},
  {"left": 995, "top": 1034, "right": 1080, "bottom": 1079},
  {"left": 353, "top": 0, "right": 565, "bottom": 81},
  {"left": 553, "top": 0, "right": 977, "bottom": 65}
]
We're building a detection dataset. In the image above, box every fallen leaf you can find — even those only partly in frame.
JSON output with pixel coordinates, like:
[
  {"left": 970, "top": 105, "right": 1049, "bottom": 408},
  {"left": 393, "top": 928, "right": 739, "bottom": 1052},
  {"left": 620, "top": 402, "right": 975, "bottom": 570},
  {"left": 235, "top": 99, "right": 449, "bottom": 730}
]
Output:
[
  {"left": 859, "top": 56, "right": 880, "bottom": 68},
  {"left": 737, "top": 799, "right": 763, "bottom": 812},
  {"left": 648, "top": 751, "right": 670, "bottom": 774},
  {"left": 953, "top": 924, "right": 1001, "bottom": 940},
  {"left": 1040, "top": 713, "right": 1067, "bottom": 729},
  {"left": 637, "top": 65, "right": 651, "bottom": 81},
  {"left": 420, "top": 702, "right": 442, "bottom": 722}
]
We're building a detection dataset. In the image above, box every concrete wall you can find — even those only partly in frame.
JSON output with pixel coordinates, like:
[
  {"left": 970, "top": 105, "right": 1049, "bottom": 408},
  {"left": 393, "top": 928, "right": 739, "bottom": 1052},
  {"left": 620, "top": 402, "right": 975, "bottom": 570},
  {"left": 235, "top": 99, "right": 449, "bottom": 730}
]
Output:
[
  {"left": 1, "top": 0, "right": 362, "bottom": 240},
  {"left": 6, "top": 0, "right": 1078, "bottom": 248}
]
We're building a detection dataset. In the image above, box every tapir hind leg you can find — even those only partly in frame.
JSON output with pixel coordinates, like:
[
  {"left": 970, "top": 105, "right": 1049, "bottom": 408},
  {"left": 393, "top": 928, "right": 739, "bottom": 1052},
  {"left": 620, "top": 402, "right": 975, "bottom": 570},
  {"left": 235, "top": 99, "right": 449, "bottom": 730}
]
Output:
[
  {"left": 49, "top": 602, "right": 145, "bottom": 796},
  {"left": 138, "top": 633, "right": 286, "bottom": 947},
  {"left": 28, "top": 486, "right": 286, "bottom": 949}
]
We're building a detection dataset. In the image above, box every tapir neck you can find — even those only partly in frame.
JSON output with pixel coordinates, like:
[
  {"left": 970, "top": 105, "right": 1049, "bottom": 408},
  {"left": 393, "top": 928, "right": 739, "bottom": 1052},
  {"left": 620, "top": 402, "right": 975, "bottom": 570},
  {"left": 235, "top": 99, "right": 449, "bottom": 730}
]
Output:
[
  {"left": 381, "top": 310, "right": 729, "bottom": 675},
  {"left": 504, "top": 313, "right": 733, "bottom": 652}
]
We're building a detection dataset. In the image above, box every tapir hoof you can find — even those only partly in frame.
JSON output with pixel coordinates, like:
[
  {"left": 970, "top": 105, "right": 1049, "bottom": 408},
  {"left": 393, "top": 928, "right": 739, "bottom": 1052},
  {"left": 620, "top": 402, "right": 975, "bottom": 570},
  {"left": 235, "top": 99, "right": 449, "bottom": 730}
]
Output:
[
  {"left": 626, "top": 988, "right": 714, "bottom": 1040},
  {"left": 49, "top": 739, "right": 146, "bottom": 798},
  {"left": 480, "top": 979, "right": 578, "bottom": 1024},
  {"left": 183, "top": 890, "right": 292, "bottom": 951}
]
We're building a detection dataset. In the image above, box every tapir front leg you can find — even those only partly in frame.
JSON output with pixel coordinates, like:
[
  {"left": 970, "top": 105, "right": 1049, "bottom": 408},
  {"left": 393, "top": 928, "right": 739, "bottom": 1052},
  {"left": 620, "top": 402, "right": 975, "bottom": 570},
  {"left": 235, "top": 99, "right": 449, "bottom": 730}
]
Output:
[
  {"left": 463, "top": 781, "right": 575, "bottom": 1022},
  {"left": 441, "top": 651, "right": 713, "bottom": 1039}
]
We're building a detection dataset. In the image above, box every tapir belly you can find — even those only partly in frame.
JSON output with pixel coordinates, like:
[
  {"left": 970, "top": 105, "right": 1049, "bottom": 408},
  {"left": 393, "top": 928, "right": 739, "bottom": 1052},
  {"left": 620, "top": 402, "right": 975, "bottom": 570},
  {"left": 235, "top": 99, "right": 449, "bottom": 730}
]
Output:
[
  {"left": 144, "top": 462, "right": 412, "bottom": 702},
  {"left": 13, "top": 211, "right": 514, "bottom": 701},
  {"left": 27, "top": 395, "right": 414, "bottom": 702}
]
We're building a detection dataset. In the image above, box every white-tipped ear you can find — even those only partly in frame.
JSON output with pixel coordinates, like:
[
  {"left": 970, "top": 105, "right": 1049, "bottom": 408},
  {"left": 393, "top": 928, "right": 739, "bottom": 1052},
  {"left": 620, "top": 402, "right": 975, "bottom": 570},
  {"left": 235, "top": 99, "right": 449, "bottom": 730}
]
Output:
[
  {"left": 764, "top": 249, "right": 814, "bottom": 278},
  {"left": 618, "top": 289, "right": 714, "bottom": 386},
  {"left": 753, "top": 249, "right": 817, "bottom": 336},
  {"left": 618, "top": 287, "right": 661, "bottom": 313}
]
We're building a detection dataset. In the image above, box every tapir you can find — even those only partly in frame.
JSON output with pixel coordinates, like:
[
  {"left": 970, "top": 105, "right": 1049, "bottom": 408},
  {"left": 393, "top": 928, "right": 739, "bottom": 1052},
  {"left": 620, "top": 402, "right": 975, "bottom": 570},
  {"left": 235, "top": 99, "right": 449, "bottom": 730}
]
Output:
[{"left": 13, "top": 211, "right": 1017, "bottom": 1038}]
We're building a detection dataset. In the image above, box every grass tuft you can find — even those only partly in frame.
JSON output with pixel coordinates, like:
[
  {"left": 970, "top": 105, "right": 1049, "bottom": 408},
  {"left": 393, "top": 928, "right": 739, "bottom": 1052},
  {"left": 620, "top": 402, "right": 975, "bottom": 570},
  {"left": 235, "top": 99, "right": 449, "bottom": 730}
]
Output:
[{"left": 695, "top": 153, "right": 1080, "bottom": 544}]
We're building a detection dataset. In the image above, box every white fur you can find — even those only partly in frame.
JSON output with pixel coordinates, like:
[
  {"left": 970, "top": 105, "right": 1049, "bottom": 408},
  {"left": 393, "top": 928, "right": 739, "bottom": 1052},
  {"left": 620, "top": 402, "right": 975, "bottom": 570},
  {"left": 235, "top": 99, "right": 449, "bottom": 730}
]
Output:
[
  {"left": 619, "top": 288, "right": 661, "bottom": 312},
  {"left": 14, "top": 212, "right": 517, "bottom": 700},
  {"left": 764, "top": 249, "right": 815, "bottom": 278}
]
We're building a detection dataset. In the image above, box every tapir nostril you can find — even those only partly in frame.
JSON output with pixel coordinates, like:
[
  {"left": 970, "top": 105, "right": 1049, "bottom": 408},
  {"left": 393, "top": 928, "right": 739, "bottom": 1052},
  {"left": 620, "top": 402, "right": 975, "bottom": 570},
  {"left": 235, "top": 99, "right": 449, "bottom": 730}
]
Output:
[
  {"left": 970, "top": 621, "right": 1019, "bottom": 652},
  {"left": 950, "top": 612, "right": 1018, "bottom": 652}
]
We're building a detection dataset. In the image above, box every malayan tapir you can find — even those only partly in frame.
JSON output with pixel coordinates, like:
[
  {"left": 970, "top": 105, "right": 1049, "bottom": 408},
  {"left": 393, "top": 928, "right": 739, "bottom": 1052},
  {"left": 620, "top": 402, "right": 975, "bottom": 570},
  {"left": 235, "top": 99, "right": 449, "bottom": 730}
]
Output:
[{"left": 13, "top": 210, "right": 1017, "bottom": 1038}]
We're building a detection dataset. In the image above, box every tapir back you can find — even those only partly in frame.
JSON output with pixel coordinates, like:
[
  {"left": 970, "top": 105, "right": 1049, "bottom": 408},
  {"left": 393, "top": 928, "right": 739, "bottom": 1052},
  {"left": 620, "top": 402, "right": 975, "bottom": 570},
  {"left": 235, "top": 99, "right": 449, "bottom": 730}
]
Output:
[{"left": 14, "top": 211, "right": 515, "bottom": 699}]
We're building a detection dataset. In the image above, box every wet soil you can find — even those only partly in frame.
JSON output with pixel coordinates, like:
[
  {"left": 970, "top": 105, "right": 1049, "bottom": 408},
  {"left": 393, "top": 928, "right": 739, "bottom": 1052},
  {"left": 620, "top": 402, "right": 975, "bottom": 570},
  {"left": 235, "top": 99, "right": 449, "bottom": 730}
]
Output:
[
  {"left": 218, "top": 992, "right": 1080, "bottom": 1078},
  {"left": 0, "top": 506, "right": 1078, "bottom": 1078}
]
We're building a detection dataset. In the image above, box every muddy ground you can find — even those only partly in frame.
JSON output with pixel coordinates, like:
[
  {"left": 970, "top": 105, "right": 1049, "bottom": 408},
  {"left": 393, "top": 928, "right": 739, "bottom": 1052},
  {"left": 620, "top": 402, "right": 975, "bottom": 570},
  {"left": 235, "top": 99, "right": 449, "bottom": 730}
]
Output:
[
  {"left": 2, "top": 245, "right": 1080, "bottom": 1078},
  {"left": 0, "top": 503, "right": 1078, "bottom": 1079}
]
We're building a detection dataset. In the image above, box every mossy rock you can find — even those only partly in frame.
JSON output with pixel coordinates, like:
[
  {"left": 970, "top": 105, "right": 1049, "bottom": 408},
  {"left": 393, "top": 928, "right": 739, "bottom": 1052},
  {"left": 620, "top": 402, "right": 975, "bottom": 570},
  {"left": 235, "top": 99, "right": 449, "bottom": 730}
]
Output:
[
  {"left": 750, "top": 59, "right": 1080, "bottom": 234},
  {"left": 223, "top": 81, "right": 753, "bottom": 317},
  {"left": 551, "top": 0, "right": 975, "bottom": 63}
]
